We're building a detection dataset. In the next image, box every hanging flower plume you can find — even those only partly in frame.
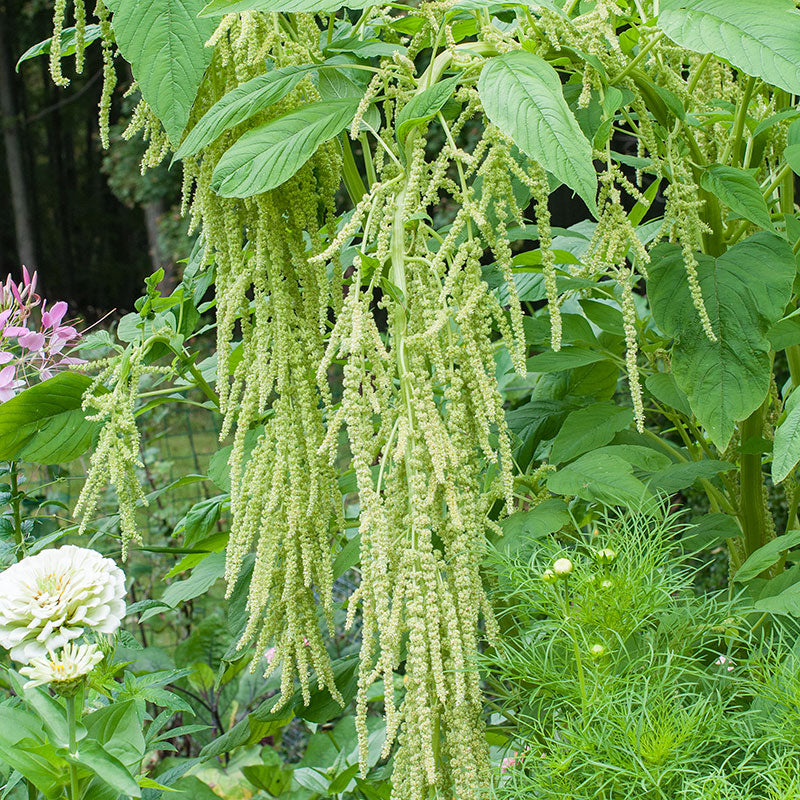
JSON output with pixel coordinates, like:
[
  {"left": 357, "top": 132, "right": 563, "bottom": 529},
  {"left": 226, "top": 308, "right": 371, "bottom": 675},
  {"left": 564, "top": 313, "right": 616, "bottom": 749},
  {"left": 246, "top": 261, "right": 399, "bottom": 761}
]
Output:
[{"left": 0, "top": 545, "right": 126, "bottom": 662}]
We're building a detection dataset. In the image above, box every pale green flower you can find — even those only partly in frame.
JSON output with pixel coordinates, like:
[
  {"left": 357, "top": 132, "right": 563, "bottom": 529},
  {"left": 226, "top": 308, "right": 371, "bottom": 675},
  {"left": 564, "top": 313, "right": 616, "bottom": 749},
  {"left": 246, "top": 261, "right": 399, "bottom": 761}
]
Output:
[{"left": 20, "top": 642, "right": 103, "bottom": 689}]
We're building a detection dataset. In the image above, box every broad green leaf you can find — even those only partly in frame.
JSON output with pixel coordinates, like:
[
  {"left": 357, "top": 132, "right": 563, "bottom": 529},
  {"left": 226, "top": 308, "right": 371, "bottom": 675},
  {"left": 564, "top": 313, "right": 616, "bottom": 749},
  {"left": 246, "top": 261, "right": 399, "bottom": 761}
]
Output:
[
  {"left": 578, "top": 299, "right": 624, "bottom": 336},
  {"left": 495, "top": 498, "right": 570, "bottom": 554},
  {"left": 16, "top": 24, "right": 102, "bottom": 71},
  {"left": 648, "top": 459, "right": 734, "bottom": 493},
  {"left": 753, "top": 108, "right": 800, "bottom": 138},
  {"left": 645, "top": 372, "right": 692, "bottom": 417},
  {"left": 83, "top": 701, "right": 146, "bottom": 770},
  {"left": 316, "top": 67, "right": 380, "bottom": 131},
  {"left": 172, "top": 494, "right": 227, "bottom": 550},
  {"left": 478, "top": 51, "right": 597, "bottom": 213},
  {"left": 734, "top": 530, "right": 800, "bottom": 582},
  {"left": 0, "top": 737, "right": 65, "bottom": 798},
  {"left": 106, "top": 0, "right": 216, "bottom": 145},
  {"left": 681, "top": 512, "right": 742, "bottom": 551},
  {"left": 176, "top": 65, "right": 319, "bottom": 158},
  {"left": 333, "top": 532, "right": 361, "bottom": 579},
  {"left": 296, "top": 654, "right": 359, "bottom": 723},
  {"left": 211, "top": 99, "right": 359, "bottom": 197},
  {"left": 0, "top": 704, "right": 45, "bottom": 744},
  {"left": 647, "top": 234, "right": 795, "bottom": 449},
  {"left": 547, "top": 451, "right": 649, "bottom": 507},
  {"left": 294, "top": 768, "right": 331, "bottom": 794},
  {"left": 396, "top": 75, "right": 461, "bottom": 144},
  {"left": 755, "top": 581, "right": 800, "bottom": 615},
  {"left": 658, "top": 0, "right": 800, "bottom": 94},
  {"left": 71, "top": 740, "right": 141, "bottom": 798},
  {"left": 549, "top": 403, "right": 634, "bottom": 464},
  {"left": 700, "top": 164, "right": 774, "bottom": 230},
  {"left": 208, "top": 426, "right": 263, "bottom": 492},
  {"left": 0, "top": 372, "right": 100, "bottom": 463},
  {"left": 591, "top": 444, "right": 671, "bottom": 473},
  {"left": 768, "top": 308, "right": 800, "bottom": 351},
  {"left": 161, "top": 551, "right": 225, "bottom": 607},
  {"left": 200, "top": 0, "right": 374, "bottom": 15},
  {"left": 14, "top": 681, "right": 74, "bottom": 749},
  {"left": 785, "top": 143, "right": 800, "bottom": 177},
  {"left": 773, "top": 400, "right": 800, "bottom": 482},
  {"left": 526, "top": 347, "right": 608, "bottom": 372}
]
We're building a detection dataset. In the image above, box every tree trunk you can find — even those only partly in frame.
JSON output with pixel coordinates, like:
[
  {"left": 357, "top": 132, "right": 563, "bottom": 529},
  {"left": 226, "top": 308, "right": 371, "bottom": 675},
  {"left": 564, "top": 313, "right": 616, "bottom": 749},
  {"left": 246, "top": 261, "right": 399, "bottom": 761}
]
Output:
[{"left": 0, "top": 9, "right": 37, "bottom": 272}]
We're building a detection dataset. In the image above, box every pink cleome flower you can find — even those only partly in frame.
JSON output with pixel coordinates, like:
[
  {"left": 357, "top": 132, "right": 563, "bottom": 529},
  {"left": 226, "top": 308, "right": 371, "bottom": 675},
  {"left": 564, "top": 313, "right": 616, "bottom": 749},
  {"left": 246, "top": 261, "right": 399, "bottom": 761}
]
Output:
[{"left": 0, "top": 269, "right": 83, "bottom": 402}]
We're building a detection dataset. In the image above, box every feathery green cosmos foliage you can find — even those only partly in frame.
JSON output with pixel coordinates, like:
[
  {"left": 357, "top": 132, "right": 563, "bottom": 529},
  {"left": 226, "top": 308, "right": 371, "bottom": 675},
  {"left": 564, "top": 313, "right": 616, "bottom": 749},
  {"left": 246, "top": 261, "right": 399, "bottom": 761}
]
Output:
[
  {"left": 487, "top": 508, "right": 800, "bottom": 799},
  {"left": 31, "top": 0, "right": 800, "bottom": 795}
]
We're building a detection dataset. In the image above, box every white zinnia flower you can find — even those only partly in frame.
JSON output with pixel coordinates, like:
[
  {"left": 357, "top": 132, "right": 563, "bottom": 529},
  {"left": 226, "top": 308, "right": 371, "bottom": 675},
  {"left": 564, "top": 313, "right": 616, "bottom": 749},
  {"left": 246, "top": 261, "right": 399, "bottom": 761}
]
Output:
[
  {"left": 0, "top": 545, "right": 126, "bottom": 662},
  {"left": 20, "top": 642, "right": 103, "bottom": 689}
]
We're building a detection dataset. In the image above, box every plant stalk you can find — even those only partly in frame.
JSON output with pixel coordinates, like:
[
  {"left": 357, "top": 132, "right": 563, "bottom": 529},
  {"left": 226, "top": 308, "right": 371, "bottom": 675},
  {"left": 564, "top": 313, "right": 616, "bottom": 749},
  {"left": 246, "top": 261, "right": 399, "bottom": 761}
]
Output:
[
  {"left": 66, "top": 693, "right": 80, "bottom": 800},
  {"left": 563, "top": 578, "right": 587, "bottom": 715},
  {"left": 739, "top": 405, "right": 768, "bottom": 562}
]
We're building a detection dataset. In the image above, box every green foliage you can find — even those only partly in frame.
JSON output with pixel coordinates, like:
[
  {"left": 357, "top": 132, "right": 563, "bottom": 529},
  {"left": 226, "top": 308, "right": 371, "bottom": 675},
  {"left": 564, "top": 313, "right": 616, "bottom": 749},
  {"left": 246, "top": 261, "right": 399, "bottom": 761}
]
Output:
[
  {"left": 0, "top": 374, "right": 99, "bottom": 464},
  {"left": 647, "top": 234, "right": 795, "bottom": 449},
  {"left": 105, "top": 0, "right": 216, "bottom": 145},
  {"left": 16, "top": 0, "right": 800, "bottom": 796},
  {"left": 210, "top": 98, "right": 360, "bottom": 197},
  {"left": 658, "top": 0, "right": 800, "bottom": 94},
  {"left": 485, "top": 509, "right": 800, "bottom": 799},
  {"left": 478, "top": 51, "right": 597, "bottom": 212}
]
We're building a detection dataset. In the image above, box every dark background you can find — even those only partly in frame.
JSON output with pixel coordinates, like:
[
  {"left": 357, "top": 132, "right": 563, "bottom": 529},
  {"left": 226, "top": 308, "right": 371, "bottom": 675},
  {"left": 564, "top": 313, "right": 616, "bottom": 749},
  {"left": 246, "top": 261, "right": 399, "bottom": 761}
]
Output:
[{"left": 0, "top": 0, "right": 188, "bottom": 318}]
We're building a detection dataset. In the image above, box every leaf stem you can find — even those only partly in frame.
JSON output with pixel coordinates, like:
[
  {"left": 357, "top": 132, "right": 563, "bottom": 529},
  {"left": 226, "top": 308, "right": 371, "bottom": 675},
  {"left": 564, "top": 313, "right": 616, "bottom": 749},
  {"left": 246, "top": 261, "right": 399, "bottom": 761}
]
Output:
[
  {"left": 563, "top": 577, "right": 587, "bottom": 715},
  {"left": 719, "top": 75, "right": 755, "bottom": 167},
  {"left": 610, "top": 31, "right": 664, "bottom": 83}
]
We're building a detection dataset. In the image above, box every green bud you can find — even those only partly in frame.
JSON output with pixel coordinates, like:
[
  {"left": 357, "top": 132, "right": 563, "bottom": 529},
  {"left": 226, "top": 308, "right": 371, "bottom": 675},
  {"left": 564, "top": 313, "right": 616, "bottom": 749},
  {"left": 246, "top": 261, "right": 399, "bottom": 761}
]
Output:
[
  {"left": 542, "top": 568, "right": 557, "bottom": 585},
  {"left": 589, "top": 643, "right": 607, "bottom": 659},
  {"left": 595, "top": 547, "right": 617, "bottom": 565},
  {"left": 553, "top": 557, "right": 573, "bottom": 578}
]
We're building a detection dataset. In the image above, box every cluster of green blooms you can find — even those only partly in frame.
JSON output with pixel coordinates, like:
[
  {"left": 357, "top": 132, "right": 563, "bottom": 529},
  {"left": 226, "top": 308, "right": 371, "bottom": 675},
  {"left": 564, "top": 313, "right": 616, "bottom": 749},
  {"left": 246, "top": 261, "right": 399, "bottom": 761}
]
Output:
[
  {"left": 73, "top": 345, "right": 166, "bottom": 558},
  {"left": 42, "top": 0, "right": 800, "bottom": 797},
  {"left": 182, "top": 14, "right": 346, "bottom": 707}
]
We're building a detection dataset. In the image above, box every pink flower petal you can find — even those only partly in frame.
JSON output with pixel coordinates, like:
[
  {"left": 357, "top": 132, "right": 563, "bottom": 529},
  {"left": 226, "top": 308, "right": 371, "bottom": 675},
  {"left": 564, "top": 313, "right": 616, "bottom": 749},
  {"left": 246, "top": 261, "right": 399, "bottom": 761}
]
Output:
[
  {"left": 18, "top": 331, "right": 45, "bottom": 351},
  {"left": 3, "top": 325, "right": 27, "bottom": 338},
  {"left": 42, "top": 301, "right": 68, "bottom": 330},
  {"left": 0, "top": 364, "right": 16, "bottom": 387},
  {"left": 0, "top": 352, "right": 12, "bottom": 365}
]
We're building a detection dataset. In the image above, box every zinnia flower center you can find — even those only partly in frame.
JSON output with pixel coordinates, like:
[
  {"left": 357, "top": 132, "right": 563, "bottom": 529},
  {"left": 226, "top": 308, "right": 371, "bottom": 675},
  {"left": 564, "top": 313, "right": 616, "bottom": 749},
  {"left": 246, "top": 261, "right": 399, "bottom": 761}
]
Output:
[{"left": 33, "top": 573, "right": 68, "bottom": 610}]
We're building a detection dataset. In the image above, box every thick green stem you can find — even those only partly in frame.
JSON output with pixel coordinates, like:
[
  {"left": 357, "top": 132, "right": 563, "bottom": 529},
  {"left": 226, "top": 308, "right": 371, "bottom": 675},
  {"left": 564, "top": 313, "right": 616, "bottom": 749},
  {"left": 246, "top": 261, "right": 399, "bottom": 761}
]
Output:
[
  {"left": 9, "top": 462, "right": 25, "bottom": 557},
  {"left": 739, "top": 406, "right": 768, "bottom": 561},
  {"left": 776, "top": 90, "right": 800, "bottom": 390},
  {"left": 720, "top": 75, "right": 755, "bottom": 166},
  {"left": 66, "top": 694, "right": 80, "bottom": 800}
]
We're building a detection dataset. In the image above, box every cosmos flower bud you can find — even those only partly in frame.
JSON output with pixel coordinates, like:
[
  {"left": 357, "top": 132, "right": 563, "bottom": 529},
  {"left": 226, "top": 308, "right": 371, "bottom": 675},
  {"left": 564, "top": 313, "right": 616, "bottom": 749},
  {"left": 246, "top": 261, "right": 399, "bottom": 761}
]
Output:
[
  {"left": 595, "top": 547, "right": 617, "bottom": 565},
  {"left": 589, "top": 643, "right": 607, "bottom": 659},
  {"left": 542, "top": 568, "right": 558, "bottom": 585},
  {"left": 553, "top": 557, "right": 573, "bottom": 578}
]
